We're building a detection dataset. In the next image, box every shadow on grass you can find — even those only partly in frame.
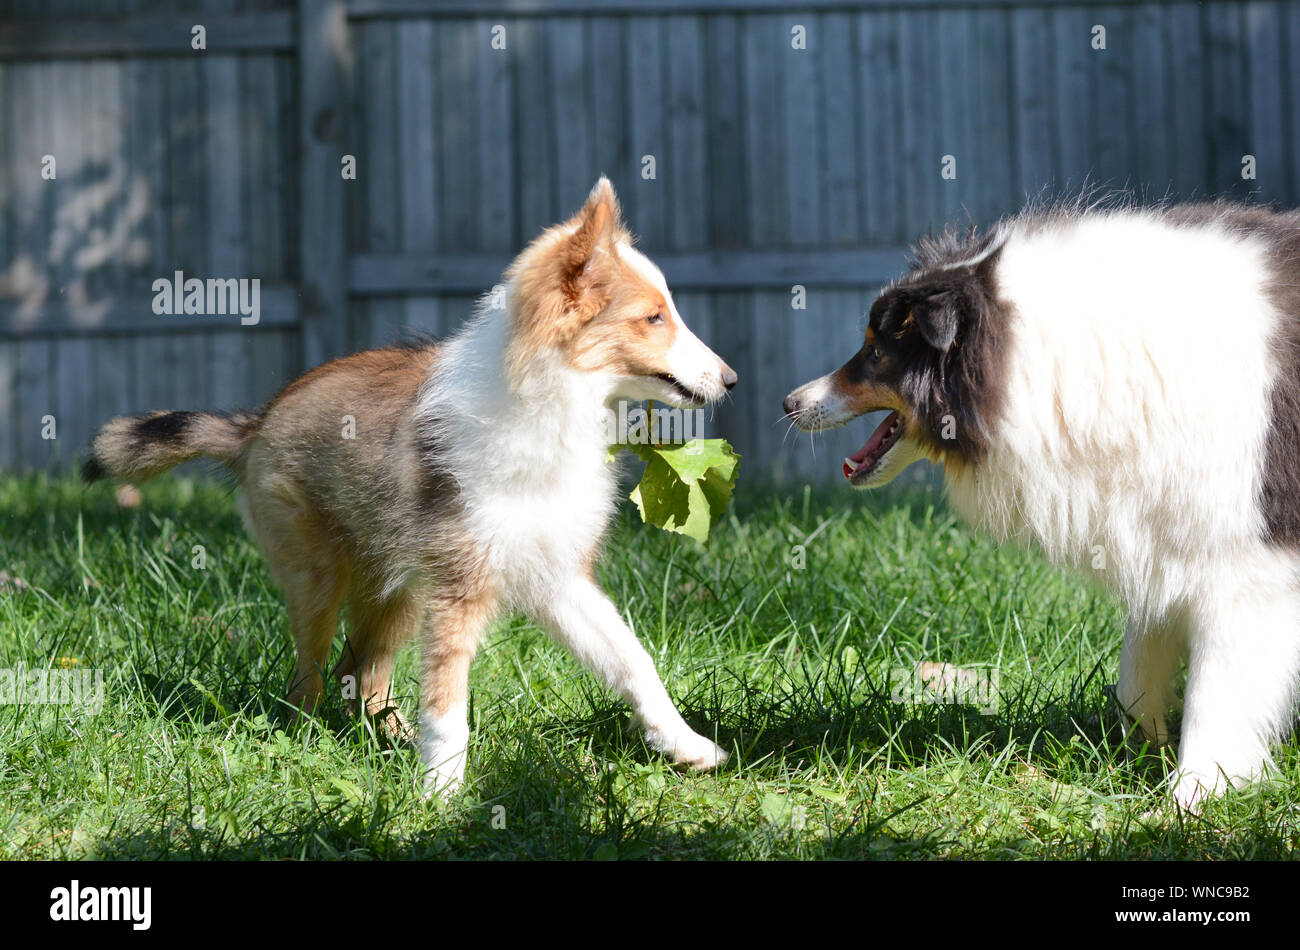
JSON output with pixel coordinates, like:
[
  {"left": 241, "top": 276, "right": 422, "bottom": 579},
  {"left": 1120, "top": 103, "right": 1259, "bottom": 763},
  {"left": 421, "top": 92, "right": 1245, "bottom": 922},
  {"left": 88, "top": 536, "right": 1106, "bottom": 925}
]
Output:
[
  {"left": 93, "top": 649, "right": 1252, "bottom": 860},
  {"left": 85, "top": 695, "right": 1288, "bottom": 861}
]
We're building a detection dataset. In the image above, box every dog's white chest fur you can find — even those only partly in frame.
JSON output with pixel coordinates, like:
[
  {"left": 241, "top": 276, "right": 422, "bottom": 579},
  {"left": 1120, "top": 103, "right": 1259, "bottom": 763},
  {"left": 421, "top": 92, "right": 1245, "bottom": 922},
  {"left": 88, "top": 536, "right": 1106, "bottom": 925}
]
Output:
[
  {"left": 417, "top": 311, "right": 619, "bottom": 608},
  {"left": 463, "top": 443, "right": 616, "bottom": 603},
  {"left": 946, "top": 213, "right": 1279, "bottom": 616}
]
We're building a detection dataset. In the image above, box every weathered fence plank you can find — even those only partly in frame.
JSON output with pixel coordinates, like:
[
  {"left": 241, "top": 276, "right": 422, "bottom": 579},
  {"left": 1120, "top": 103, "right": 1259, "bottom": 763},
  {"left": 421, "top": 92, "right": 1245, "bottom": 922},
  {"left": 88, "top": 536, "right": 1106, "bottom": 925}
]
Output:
[
  {"left": 667, "top": 14, "right": 708, "bottom": 250},
  {"left": 1012, "top": 7, "right": 1056, "bottom": 200},
  {"left": 476, "top": 16, "right": 515, "bottom": 251},
  {"left": 628, "top": 15, "right": 668, "bottom": 241},
  {"left": 0, "top": 11, "right": 294, "bottom": 59},
  {"left": 1246, "top": 2, "right": 1286, "bottom": 202},
  {"left": 821, "top": 13, "right": 860, "bottom": 246},
  {"left": 1205, "top": 2, "right": 1248, "bottom": 198},
  {"left": 856, "top": 10, "right": 902, "bottom": 243},
  {"left": 298, "top": 0, "right": 350, "bottom": 365}
]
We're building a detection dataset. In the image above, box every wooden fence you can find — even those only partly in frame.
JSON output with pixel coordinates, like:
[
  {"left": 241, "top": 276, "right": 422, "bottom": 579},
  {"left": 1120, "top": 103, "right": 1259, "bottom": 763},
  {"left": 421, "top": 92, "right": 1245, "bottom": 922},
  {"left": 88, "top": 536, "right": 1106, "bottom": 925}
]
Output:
[{"left": 2, "top": 0, "right": 1298, "bottom": 478}]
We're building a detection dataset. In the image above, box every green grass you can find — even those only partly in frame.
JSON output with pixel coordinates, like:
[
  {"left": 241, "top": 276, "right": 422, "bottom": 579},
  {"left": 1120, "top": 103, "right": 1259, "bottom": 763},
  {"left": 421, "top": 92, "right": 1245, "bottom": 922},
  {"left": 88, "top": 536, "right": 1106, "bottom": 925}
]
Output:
[{"left": 1, "top": 471, "right": 1298, "bottom": 860}]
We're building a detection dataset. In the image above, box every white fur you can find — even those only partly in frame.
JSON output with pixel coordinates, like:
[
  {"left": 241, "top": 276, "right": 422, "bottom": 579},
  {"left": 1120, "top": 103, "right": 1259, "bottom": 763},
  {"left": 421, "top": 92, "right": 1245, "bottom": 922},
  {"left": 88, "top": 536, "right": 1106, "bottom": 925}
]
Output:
[
  {"left": 796, "top": 208, "right": 1300, "bottom": 809},
  {"left": 617, "top": 241, "right": 733, "bottom": 405},
  {"left": 411, "top": 288, "right": 728, "bottom": 792},
  {"left": 420, "top": 310, "right": 619, "bottom": 609},
  {"left": 946, "top": 210, "right": 1300, "bottom": 808},
  {"left": 419, "top": 704, "right": 469, "bottom": 795},
  {"left": 533, "top": 576, "right": 725, "bottom": 768}
]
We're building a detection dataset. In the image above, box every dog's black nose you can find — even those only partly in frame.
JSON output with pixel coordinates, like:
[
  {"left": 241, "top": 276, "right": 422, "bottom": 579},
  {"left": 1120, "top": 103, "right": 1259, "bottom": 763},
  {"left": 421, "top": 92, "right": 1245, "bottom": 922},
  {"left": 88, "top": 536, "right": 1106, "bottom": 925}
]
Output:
[
  {"left": 782, "top": 394, "right": 799, "bottom": 416},
  {"left": 722, "top": 365, "right": 738, "bottom": 390}
]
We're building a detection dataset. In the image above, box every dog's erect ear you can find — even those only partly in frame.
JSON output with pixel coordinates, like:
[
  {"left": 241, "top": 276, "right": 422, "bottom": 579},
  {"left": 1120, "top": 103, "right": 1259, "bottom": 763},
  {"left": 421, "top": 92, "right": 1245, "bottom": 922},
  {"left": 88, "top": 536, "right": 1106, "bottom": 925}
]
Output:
[
  {"left": 558, "top": 177, "right": 624, "bottom": 313},
  {"left": 564, "top": 178, "right": 621, "bottom": 273},
  {"left": 914, "top": 290, "right": 961, "bottom": 352}
]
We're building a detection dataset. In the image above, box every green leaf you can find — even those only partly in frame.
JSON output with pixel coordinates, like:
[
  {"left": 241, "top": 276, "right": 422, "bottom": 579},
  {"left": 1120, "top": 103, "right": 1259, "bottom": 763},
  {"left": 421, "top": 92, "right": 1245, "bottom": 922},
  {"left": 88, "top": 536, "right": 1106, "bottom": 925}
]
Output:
[{"left": 620, "top": 438, "right": 740, "bottom": 544}]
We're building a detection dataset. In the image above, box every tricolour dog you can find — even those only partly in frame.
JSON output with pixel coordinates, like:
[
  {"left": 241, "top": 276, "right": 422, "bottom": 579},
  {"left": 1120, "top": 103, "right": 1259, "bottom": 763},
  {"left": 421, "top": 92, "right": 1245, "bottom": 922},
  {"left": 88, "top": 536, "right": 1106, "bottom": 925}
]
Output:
[
  {"left": 85, "top": 178, "right": 735, "bottom": 794},
  {"left": 784, "top": 199, "right": 1300, "bottom": 808}
]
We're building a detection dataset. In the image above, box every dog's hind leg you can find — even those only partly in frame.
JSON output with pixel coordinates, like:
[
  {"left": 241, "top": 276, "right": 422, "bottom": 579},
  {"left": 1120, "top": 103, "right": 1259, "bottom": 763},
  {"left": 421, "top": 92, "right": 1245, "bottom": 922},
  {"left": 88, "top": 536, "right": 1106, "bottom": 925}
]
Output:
[
  {"left": 1116, "top": 610, "right": 1186, "bottom": 747},
  {"left": 338, "top": 583, "right": 423, "bottom": 740},
  {"left": 243, "top": 490, "right": 349, "bottom": 718},
  {"left": 1173, "top": 558, "right": 1300, "bottom": 809}
]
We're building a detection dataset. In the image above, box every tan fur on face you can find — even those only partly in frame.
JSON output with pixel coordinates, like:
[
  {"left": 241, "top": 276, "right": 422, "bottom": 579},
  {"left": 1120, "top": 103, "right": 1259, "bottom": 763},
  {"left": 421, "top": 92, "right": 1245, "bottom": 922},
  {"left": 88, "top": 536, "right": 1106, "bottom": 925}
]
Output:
[
  {"left": 565, "top": 270, "right": 678, "bottom": 378},
  {"left": 829, "top": 364, "right": 954, "bottom": 468},
  {"left": 503, "top": 180, "right": 685, "bottom": 386},
  {"left": 830, "top": 331, "right": 908, "bottom": 420},
  {"left": 830, "top": 375, "right": 909, "bottom": 419},
  {"left": 829, "top": 329, "right": 953, "bottom": 469}
]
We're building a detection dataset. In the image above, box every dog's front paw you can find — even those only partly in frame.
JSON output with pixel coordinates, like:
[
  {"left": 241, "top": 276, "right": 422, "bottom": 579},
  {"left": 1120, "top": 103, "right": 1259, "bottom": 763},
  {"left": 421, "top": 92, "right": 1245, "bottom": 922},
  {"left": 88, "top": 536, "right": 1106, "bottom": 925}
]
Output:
[
  {"left": 661, "top": 729, "right": 728, "bottom": 771},
  {"left": 1168, "top": 771, "right": 1218, "bottom": 814},
  {"left": 1168, "top": 750, "right": 1271, "bottom": 813}
]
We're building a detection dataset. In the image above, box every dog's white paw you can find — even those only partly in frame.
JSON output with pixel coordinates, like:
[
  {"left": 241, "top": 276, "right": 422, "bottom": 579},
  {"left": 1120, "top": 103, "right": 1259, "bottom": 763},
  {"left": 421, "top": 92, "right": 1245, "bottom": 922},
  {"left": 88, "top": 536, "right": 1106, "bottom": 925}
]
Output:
[
  {"left": 1168, "top": 752, "right": 1270, "bottom": 813},
  {"left": 659, "top": 729, "right": 728, "bottom": 771},
  {"left": 420, "top": 764, "right": 465, "bottom": 799},
  {"left": 418, "top": 708, "right": 468, "bottom": 798},
  {"left": 1168, "top": 768, "right": 1230, "bottom": 814}
]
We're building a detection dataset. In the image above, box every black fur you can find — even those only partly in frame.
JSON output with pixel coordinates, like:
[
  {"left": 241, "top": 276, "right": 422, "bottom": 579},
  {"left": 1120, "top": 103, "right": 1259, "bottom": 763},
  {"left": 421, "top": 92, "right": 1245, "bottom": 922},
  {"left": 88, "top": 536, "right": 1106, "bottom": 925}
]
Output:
[
  {"left": 845, "top": 232, "right": 1010, "bottom": 465},
  {"left": 1254, "top": 210, "right": 1300, "bottom": 547},
  {"left": 80, "top": 455, "right": 106, "bottom": 483},
  {"left": 80, "top": 411, "right": 203, "bottom": 484},
  {"left": 81, "top": 408, "right": 260, "bottom": 484},
  {"left": 133, "top": 410, "right": 199, "bottom": 444}
]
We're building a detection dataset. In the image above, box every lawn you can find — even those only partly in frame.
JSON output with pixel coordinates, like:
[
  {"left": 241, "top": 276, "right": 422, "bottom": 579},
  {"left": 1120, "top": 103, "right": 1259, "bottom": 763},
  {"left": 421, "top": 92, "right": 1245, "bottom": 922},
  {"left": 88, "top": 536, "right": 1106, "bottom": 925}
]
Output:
[{"left": 1, "top": 470, "right": 1297, "bottom": 860}]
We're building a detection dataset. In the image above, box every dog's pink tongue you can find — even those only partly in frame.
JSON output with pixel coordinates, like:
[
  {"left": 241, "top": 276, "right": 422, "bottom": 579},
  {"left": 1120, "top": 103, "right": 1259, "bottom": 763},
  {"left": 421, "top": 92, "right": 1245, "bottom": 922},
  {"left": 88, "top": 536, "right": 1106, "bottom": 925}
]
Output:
[{"left": 843, "top": 411, "right": 900, "bottom": 480}]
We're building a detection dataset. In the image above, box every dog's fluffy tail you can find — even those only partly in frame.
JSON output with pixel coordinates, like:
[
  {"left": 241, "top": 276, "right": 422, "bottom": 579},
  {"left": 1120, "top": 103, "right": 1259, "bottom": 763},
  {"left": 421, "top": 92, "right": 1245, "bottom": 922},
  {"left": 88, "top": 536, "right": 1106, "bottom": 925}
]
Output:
[{"left": 82, "top": 410, "right": 260, "bottom": 484}]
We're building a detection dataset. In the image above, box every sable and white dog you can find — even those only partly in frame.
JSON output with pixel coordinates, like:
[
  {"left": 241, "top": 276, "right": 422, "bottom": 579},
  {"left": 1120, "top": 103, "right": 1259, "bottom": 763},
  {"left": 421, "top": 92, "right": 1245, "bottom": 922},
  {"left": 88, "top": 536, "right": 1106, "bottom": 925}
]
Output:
[
  {"left": 84, "top": 179, "right": 735, "bottom": 794},
  {"left": 785, "top": 200, "right": 1300, "bottom": 809}
]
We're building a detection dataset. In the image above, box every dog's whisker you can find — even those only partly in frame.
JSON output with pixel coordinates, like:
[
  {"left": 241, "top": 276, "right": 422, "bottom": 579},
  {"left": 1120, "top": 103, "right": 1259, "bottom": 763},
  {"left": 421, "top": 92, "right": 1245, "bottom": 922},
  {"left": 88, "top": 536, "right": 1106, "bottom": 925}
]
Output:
[{"left": 779, "top": 417, "right": 802, "bottom": 448}]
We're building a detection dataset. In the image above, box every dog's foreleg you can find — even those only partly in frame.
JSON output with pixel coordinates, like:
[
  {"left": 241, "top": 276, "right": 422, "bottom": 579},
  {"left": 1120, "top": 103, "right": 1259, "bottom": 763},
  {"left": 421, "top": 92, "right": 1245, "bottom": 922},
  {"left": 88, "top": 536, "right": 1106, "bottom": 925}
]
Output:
[
  {"left": 531, "top": 576, "right": 727, "bottom": 770},
  {"left": 1173, "top": 568, "right": 1300, "bottom": 810},
  {"left": 418, "top": 592, "right": 496, "bottom": 797}
]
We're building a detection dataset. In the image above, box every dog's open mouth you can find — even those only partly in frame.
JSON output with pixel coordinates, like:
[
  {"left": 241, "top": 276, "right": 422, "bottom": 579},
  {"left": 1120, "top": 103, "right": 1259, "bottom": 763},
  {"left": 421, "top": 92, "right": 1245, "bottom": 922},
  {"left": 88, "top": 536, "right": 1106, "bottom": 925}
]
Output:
[
  {"left": 843, "top": 410, "right": 903, "bottom": 481},
  {"left": 655, "top": 373, "right": 708, "bottom": 405}
]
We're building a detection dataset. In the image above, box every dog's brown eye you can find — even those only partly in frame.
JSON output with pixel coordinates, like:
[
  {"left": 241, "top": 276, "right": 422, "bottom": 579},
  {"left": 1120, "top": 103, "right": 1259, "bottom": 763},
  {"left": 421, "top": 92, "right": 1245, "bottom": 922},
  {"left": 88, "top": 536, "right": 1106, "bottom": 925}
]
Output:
[
  {"left": 646, "top": 312, "right": 664, "bottom": 325},
  {"left": 868, "top": 345, "right": 882, "bottom": 362}
]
